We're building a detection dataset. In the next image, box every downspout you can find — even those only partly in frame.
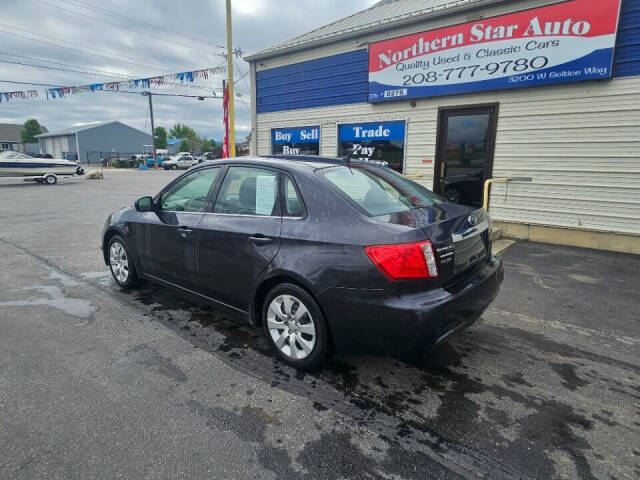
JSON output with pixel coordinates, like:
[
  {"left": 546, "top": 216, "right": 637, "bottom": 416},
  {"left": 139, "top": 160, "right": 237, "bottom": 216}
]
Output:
[{"left": 250, "top": 61, "right": 258, "bottom": 155}]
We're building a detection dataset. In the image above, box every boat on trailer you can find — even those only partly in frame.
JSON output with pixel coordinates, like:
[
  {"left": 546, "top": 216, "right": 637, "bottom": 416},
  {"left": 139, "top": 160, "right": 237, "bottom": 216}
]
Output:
[{"left": 0, "top": 151, "right": 84, "bottom": 184}]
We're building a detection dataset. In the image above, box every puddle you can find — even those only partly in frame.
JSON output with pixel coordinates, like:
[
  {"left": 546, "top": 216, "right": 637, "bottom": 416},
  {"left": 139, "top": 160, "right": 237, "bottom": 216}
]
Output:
[
  {"left": 81, "top": 270, "right": 113, "bottom": 287},
  {"left": 45, "top": 266, "right": 80, "bottom": 287},
  {"left": 568, "top": 274, "right": 599, "bottom": 285},
  {"left": 0, "top": 285, "right": 96, "bottom": 320},
  {"left": 118, "top": 344, "right": 187, "bottom": 382}
]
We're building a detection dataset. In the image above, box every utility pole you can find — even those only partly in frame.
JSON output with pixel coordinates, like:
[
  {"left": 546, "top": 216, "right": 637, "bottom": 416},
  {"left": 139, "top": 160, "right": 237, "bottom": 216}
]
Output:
[
  {"left": 225, "top": 0, "right": 236, "bottom": 157},
  {"left": 145, "top": 91, "right": 157, "bottom": 168}
]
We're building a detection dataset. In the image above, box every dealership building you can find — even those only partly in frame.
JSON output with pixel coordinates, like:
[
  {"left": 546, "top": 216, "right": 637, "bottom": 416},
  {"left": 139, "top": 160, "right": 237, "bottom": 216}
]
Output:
[{"left": 246, "top": 0, "right": 640, "bottom": 253}]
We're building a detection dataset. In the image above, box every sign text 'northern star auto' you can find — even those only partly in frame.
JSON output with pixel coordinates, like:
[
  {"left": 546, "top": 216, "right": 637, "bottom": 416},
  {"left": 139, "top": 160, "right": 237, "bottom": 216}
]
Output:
[{"left": 368, "top": 0, "right": 622, "bottom": 102}]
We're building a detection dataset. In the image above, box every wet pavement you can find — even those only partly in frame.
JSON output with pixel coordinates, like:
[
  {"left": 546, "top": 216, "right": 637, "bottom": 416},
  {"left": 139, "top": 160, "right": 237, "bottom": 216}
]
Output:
[{"left": 1, "top": 171, "right": 639, "bottom": 479}]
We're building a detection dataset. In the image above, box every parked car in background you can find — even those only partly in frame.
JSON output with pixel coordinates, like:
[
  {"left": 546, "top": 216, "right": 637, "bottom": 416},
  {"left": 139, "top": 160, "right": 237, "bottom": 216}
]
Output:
[
  {"left": 102, "top": 155, "right": 503, "bottom": 370},
  {"left": 162, "top": 154, "right": 198, "bottom": 170},
  {"left": 443, "top": 172, "right": 484, "bottom": 206},
  {"left": 202, "top": 151, "right": 221, "bottom": 161},
  {"left": 144, "top": 155, "right": 164, "bottom": 167}
]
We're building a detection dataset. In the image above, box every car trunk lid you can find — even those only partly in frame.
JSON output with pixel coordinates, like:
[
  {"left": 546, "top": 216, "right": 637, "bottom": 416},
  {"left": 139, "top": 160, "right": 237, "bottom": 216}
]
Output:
[{"left": 380, "top": 203, "right": 491, "bottom": 285}]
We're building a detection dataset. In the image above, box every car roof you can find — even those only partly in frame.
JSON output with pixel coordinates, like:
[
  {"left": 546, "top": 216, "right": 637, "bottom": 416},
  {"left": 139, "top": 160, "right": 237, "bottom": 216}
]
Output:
[{"left": 194, "top": 155, "right": 349, "bottom": 173}]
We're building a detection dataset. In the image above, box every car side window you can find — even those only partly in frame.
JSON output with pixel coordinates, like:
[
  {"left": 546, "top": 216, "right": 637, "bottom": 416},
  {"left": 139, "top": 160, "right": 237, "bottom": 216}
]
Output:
[
  {"left": 283, "top": 175, "right": 304, "bottom": 217},
  {"left": 160, "top": 167, "right": 220, "bottom": 212},
  {"left": 213, "top": 166, "right": 279, "bottom": 216}
]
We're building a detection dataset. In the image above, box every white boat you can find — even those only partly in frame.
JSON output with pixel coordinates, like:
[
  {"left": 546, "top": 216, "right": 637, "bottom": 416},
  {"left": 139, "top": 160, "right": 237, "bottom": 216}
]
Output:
[{"left": 0, "top": 151, "right": 84, "bottom": 184}]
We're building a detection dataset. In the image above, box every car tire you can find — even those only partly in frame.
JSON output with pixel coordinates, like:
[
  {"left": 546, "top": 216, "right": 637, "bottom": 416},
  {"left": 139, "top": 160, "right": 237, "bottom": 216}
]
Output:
[
  {"left": 262, "top": 283, "right": 332, "bottom": 370},
  {"left": 44, "top": 174, "right": 57, "bottom": 185},
  {"left": 108, "top": 235, "right": 139, "bottom": 289},
  {"left": 444, "top": 186, "right": 461, "bottom": 204},
  {"left": 171, "top": 164, "right": 177, "bottom": 170}
]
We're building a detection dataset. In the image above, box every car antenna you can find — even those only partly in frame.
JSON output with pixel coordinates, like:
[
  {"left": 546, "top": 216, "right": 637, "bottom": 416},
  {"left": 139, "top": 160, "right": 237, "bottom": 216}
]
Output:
[{"left": 340, "top": 147, "right": 359, "bottom": 165}]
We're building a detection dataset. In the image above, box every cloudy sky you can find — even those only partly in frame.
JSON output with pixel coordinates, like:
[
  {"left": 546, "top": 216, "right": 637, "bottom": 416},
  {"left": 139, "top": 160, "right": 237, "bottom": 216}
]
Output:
[{"left": 0, "top": 0, "right": 376, "bottom": 141}]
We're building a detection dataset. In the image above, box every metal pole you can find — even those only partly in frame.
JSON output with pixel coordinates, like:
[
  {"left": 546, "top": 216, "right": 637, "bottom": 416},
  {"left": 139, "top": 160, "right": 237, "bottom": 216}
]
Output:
[
  {"left": 147, "top": 92, "right": 157, "bottom": 168},
  {"left": 225, "top": 0, "right": 236, "bottom": 157}
]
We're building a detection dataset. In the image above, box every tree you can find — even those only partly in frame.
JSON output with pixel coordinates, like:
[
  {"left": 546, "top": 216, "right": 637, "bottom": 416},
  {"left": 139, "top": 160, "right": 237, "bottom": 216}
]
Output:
[
  {"left": 21, "top": 119, "right": 44, "bottom": 144},
  {"left": 153, "top": 126, "right": 167, "bottom": 149},
  {"left": 201, "top": 138, "right": 217, "bottom": 152},
  {"left": 170, "top": 123, "right": 197, "bottom": 141},
  {"left": 179, "top": 140, "right": 190, "bottom": 152}
]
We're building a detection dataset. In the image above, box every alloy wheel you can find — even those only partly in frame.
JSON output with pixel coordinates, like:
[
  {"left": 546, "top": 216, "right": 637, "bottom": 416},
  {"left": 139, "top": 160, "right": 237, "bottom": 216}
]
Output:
[
  {"left": 445, "top": 187, "right": 460, "bottom": 203},
  {"left": 109, "top": 241, "right": 130, "bottom": 284},
  {"left": 267, "top": 294, "right": 316, "bottom": 360}
]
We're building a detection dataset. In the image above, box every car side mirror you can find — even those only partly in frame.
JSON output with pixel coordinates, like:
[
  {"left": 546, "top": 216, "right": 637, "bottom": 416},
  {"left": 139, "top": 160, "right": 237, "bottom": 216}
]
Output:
[{"left": 135, "top": 196, "right": 155, "bottom": 212}]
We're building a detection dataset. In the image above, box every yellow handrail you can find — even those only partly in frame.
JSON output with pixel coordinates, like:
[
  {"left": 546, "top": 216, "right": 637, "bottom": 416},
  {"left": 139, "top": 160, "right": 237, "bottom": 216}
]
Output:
[
  {"left": 403, "top": 173, "right": 530, "bottom": 211},
  {"left": 484, "top": 176, "right": 532, "bottom": 211},
  {"left": 483, "top": 178, "right": 511, "bottom": 211}
]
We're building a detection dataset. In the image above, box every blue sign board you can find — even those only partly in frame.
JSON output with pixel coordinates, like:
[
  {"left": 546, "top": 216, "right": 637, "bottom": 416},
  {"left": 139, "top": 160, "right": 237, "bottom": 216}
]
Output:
[
  {"left": 272, "top": 126, "right": 320, "bottom": 144},
  {"left": 338, "top": 121, "right": 406, "bottom": 142}
]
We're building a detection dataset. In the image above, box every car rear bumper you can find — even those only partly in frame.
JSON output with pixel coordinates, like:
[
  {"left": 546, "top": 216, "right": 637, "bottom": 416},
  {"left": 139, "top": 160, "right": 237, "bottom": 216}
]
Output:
[{"left": 316, "top": 256, "right": 503, "bottom": 356}]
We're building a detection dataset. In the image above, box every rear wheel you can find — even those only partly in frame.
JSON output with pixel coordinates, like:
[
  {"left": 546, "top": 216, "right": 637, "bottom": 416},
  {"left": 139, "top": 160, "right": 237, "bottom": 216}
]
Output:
[
  {"left": 108, "top": 235, "right": 139, "bottom": 289},
  {"left": 44, "top": 174, "right": 57, "bottom": 185},
  {"left": 444, "top": 186, "right": 460, "bottom": 203},
  {"left": 171, "top": 164, "right": 177, "bottom": 170},
  {"left": 263, "top": 283, "right": 331, "bottom": 370}
]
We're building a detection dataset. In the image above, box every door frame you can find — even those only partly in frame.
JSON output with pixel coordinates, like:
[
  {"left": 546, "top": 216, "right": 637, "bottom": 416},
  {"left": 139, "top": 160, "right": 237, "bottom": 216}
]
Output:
[{"left": 433, "top": 102, "right": 499, "bottom": 195}]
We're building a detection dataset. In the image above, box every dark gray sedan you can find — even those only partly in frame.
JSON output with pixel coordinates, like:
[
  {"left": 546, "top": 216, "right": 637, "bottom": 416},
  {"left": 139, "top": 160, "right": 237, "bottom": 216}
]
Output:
[{"left": 102, "top": 156, "right": 503, "bottom": 369}]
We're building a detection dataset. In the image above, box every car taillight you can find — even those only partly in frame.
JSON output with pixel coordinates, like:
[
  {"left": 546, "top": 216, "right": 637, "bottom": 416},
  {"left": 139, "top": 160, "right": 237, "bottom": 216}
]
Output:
[{"left": 365, "top": 240, "right": 439, "bottom": 281}]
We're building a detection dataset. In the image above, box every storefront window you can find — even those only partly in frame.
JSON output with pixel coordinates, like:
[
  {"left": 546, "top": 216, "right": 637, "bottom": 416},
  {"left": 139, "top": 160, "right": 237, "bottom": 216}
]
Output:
[
  {"left": 272, "top": 126, "right": 320, "bottom": 155},
  {"left": 338, "top": 121, "right": 406, "bottom": 173}
]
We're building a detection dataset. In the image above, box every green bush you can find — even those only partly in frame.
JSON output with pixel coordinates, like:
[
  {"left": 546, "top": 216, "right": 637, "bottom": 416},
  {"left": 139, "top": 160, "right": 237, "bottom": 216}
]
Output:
[{"left": 110, "top": 158, "right": 120, "bottom": 168}]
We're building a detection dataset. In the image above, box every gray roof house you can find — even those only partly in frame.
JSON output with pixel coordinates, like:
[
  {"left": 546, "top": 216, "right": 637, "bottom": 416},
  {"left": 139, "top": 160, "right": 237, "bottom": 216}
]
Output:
[
  {"left": 36, "top": 121, "right": 152, "bottom": 163},
  {"left": 0, "top": 123, "right": 48, "bottom": 154}
]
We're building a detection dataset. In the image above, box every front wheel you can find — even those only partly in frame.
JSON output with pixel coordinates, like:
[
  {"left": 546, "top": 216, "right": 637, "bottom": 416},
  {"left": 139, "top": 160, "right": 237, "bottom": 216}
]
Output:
[
  {"left": 108, "top": 235, "right": 139, "bottom": 289},
  {"left": 171, "top": 164, "right": 177, "bottom": 170},
  {"left": 44, "top": 174, "right": 57, "bottom": 185},
  {"left": 263, "top": 283, "right": 332, "bottom": 370}
]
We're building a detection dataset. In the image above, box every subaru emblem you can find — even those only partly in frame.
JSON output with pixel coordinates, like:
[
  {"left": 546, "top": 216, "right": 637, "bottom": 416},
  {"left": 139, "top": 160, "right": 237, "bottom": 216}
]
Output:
[{"left": 468, "top": 215, "right": 478, "bottom": 226}]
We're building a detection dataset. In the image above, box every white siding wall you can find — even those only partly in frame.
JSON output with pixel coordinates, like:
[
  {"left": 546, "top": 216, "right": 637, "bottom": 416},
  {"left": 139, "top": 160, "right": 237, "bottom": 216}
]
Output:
[{"left": 256, "top": 76, "right": 640, "bottom": 235}]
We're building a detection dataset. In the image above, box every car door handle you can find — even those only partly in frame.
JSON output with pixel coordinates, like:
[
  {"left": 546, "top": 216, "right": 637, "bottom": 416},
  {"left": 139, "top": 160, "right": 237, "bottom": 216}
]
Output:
[
  {"left": 249, "top": 235, "right": 272, "bottom": 245},
  {"left": 178, "top": 226, "right": 194, "bottom": 237}
]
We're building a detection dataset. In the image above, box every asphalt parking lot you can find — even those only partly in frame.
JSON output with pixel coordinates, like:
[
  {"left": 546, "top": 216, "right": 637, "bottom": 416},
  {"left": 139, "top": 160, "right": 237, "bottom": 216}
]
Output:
[{"left": 1, "top": 170, "right": 639, "bottom": 479}]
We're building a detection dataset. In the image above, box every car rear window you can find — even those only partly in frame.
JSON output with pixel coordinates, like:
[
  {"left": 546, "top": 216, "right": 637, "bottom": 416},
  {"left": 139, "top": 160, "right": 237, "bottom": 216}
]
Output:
[{"left": 320, "top": 165, "right": 441, "bottom": 216}]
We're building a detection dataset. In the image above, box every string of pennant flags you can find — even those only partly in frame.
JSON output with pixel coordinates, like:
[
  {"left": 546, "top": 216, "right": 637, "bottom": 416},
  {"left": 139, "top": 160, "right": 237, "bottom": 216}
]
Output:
[{"left": 0, "top": 66, "right": 226, "bottom": 103}]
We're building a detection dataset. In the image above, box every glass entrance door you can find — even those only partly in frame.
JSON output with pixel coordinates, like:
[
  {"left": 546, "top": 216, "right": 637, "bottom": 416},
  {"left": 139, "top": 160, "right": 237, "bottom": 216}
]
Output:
[{"left": 434, "top": 104, "right": 498, "bottom": 206}]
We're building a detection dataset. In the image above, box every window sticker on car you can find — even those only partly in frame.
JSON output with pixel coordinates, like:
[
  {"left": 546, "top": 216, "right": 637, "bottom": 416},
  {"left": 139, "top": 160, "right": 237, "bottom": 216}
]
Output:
[{"left": 255, "top": 175, "right": 276, "bottom": 215}]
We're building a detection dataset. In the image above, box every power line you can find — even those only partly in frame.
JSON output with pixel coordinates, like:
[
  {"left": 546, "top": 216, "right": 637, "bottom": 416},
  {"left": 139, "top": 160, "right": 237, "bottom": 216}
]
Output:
[
  {"left": 61, "top": 0, "right": 220, "bottom": 48},
  {"left": 0, "top": 59, "right": 118, "bottom": 77},
  {"left": 31, "top": 0, "right": 217, "bottom": 56},
  {"left": 0, "top": 51, "right": 137, "bottom": 78},
  {"left": 0, "top": 24, "right": 171, "bottom": 71}
]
